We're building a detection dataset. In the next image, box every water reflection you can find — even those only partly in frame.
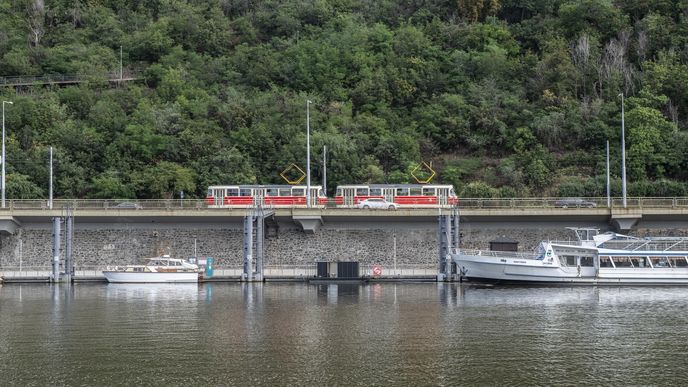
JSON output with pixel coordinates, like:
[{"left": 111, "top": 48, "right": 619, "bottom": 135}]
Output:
[
  {"left": 315, "top": 283, "right": 360, "bottom": 304},
  {"left": 2, "top": 283, "right": 688, "bottom": 385},
  {"left": 105, "top": 282, "right": 199, "bottom": 299}
]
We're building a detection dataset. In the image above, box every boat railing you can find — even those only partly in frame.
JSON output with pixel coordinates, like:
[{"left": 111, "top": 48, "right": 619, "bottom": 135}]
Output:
[
  {"left": 600, "top": 240, "right": 688, "bottom": 251},
  {"left": 459, "top": 249, "right": 539, "bottom": 260},
  {"left": 549, "top": 239, "right": 588, "bottom": 246}
]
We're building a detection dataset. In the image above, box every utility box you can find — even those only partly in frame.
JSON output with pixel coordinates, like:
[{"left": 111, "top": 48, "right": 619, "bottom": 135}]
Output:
[
  {"left": 316, "top": 261, "right": 329, "bottom": 278},
  {"left": 489, "top": 237, "right": 518, "bottom": 252},
  {"left": 205, "top": 257, "right": 214, "bottom": 278},
  {"left": 315, "top": 261, "right": 359, "bottom": 279},
  {"left": 337, "top": 262, "right": 359, "bottom": 279}
]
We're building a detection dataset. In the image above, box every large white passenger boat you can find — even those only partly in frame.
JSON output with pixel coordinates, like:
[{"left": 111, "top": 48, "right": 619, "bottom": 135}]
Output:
[
  {"left": 453, "top": 228, "right": 688, "bottom": 285},
  {"left": 103, "top": 255, "right": 199, "bottom": 283}
]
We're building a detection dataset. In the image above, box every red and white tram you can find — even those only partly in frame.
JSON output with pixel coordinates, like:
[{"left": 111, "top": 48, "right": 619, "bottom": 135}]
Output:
[
  {"left": 206, "top": 185, "right": 327, "bottom": 208},
  {"left": 334, "top": 184, "right": 458, "bottom": 208}
]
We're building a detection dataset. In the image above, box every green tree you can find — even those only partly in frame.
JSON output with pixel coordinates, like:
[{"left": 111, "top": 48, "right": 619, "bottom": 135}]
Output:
[{"left": 133, "top": 161, "right": 195, "bottom": 199}]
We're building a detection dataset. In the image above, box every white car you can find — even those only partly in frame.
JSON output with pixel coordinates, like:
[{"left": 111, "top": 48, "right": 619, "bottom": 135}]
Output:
[
  {"left": 114, "top": 202, "right": 143, "bottom": 210},
  {"left": 357, "top": 198, "right": 399, "bottom": 210}
]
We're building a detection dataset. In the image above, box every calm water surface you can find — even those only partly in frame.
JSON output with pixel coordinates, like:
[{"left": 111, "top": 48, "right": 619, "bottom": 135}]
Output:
[{"left": 1, "top": 282, "right": 688, "bottom": 385}]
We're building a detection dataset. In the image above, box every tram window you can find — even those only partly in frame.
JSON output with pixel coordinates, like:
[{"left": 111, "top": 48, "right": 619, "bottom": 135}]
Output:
[
  {"left": 599, "top": 256, "right": 614, "bottom": 267},
  {"left": 279, "top": 188, "right": 291, "bottom": 196},
  {"left": 409, "top": 187, "right": 422, "bottom": 196},
  {"left": 336, "top": 188, "right": 342, "bottom": 196},
  {"left": 396, "top": 188, "right": 409, "bottom": 196},
  {"left": 267, "top": 188, "right": 279, "bottom": 196},
  {"left": 450, "top": 188, "right": 456, "bottom": 196},
  {"left": 370, "top": 188, "right": 382, "bottom": 196},
  {"left": 356, "top": 188, "right": 369, "bottom": 196},
  {"left": 580, "top": 256, "right": 594, "bottom": 267},
  {"left": 422, "top": 188, "right": 435, "bottom": 196},
  {"left": 227, "top": 188, "right": 239, "bottom": 197},
  {"left": 207, "top": 189, "right": 213, "bottom": 196},
  {"left": 292, "top": 188, "right": 304, "bottom": 196},
  {"left": 240, "top": 189, "right": 251, "bottom": 196}
]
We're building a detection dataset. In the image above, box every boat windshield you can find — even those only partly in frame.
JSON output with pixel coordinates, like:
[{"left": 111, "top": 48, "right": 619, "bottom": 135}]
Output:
[{"left": 534, "top": 243, "right": 548, "bottom": 260}]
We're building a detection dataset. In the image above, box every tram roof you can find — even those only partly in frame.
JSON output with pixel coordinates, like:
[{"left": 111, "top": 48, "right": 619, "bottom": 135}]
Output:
[
  {"left": 208, "top": 184, "right": 323, "bottom": 189},
  {"left": 336, "top": 184, "right": 454, "bottom": 188}
]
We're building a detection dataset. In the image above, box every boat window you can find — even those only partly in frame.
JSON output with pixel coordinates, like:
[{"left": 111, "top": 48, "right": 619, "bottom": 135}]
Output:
[
  {"left": 580, "top": 256, "right": 594, "bottom": 267},
  {"left": 370, "top": 188, "right": 382, "bottom": 196},
  {"left": 612, "top": 257, "right": 633, "bottom": 267},
  {"left": 562, "top": 255, "right": 576, "bottom": 266},
  {"left": 650, "top": 256, "right": 671, "bottom": 268},
  {"left": 630, "top": 257, "right": 649, "bottom": 268},
  {"left": 670, "top": 257, "right": 688, "bottom": 267},
  {"left": 599, "top": 256, "right": 614, "bottom": 268},
  {"left": 356, "top": 188, "right": 369, "bottom": 196}
]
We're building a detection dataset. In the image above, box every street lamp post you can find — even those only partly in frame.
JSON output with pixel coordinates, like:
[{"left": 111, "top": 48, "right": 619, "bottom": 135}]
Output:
[
  {"left": 306, "top": 100, "right": 312, "bottom": 208},
  {"left": 2, "top": 100, "right": 13, "bottom": 208},
  {"left": 619, "top": 93, "right": 627, "bottom": 208},
  {"left": 120, "top": 45, "right": 123, "bottom": 81},
  {"left": 606, "top": 140, "right": 610, "bottom": 208},
  {"left": 49, "top": 146, "right": 53, "bottom": 209}
]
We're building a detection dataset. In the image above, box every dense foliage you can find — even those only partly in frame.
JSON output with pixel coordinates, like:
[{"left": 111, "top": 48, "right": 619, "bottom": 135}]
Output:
[{"left": 1, "top": 0, "right": 688, "bottom": 199}]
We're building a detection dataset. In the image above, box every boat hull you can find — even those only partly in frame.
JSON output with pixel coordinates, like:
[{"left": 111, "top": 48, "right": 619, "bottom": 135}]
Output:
[
  {"left": 454, "top": 253, "right": 688, "bottom": 285},
  {"left": 103, "top": 271, "right": 199, "bottom": 283}
]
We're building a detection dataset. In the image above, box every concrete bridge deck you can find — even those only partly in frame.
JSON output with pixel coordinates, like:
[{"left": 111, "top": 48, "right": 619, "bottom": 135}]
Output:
[{"left": 0, "top": 197, "right": 686, "bottom": 233}]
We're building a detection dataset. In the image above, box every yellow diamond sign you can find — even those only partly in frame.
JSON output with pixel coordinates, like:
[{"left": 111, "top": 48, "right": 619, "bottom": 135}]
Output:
[
  {"left": 411, "top": 161, "right": 436, "bottom": 184},
  {"left": 280, "top": 163, "right": 306, "bottom": 185}
]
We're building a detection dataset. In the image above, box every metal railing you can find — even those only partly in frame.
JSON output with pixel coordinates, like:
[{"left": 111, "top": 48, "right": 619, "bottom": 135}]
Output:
[
  {"left": 359, "top": 263, "right": 436, "bottom": 277},
  {"left": 0, "top": 70, "right": 143, "bottom": 87},
  {"left": 0, "top": 197, "right": 687, "bottom": 212},
  {"left": 0, "top": 264, "right": 438, "bottom": 279},
  {"left": 458, "top": 249, "right": 539, "bottom": 260}
]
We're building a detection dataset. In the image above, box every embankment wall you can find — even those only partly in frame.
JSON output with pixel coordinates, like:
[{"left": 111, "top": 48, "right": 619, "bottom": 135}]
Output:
[{"left": 0, "top": 219, "right": 678, "bottom": 268}]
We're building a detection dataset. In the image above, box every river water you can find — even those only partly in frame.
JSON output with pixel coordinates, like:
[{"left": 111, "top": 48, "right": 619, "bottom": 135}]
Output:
[{"left": 1, "top": 282, "right": 687, "bottom": 385}]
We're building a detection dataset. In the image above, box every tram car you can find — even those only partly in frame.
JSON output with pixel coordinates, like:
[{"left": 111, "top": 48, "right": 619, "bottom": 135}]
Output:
[
  {"left": 334, "top": 184, "right": 458, "bottom": 208},
  {"left": 206, "top": 185, "right": 327, "bottom": 208}
]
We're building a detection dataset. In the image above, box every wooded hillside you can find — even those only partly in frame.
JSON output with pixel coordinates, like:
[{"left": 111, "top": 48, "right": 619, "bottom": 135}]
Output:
[{"left": 1, "top": 0, "right": 687, "bottom": 199}]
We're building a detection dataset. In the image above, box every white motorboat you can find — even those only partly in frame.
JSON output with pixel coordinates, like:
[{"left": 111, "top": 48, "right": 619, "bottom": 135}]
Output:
[
  {"left": 103, "top": 255, "right": 199, "bottom": 283},
  {"left": 453, "top": 228, "right": 688, "bottom": 285}
]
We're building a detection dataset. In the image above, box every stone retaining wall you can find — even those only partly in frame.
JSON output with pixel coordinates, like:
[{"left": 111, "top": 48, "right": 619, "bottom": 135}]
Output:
[
  {"left": 0, "top": 220, "right": 681, "bottom": 269},
  {"left": 0, "top": 221, "right": 444, "bottom": 268}
]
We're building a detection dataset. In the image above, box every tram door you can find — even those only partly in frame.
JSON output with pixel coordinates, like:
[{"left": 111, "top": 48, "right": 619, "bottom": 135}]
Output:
[
  {"left": 436, "top": 187, "right": 449, "bottom": 206},
  {"left": 341, "top": 187, "right": 356, "bottom": 206},
  {"left": 252, "top": 188, "right": 266, "bottom": 207},
  {"left": 382, "top": 188, "right": 396, "bottom": 203},
  {"left": 211, "top": 188, "right": 225, "bottom": 206},
  {"left": 308, "top": 187, "right": 320, "bottom": 206}
]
